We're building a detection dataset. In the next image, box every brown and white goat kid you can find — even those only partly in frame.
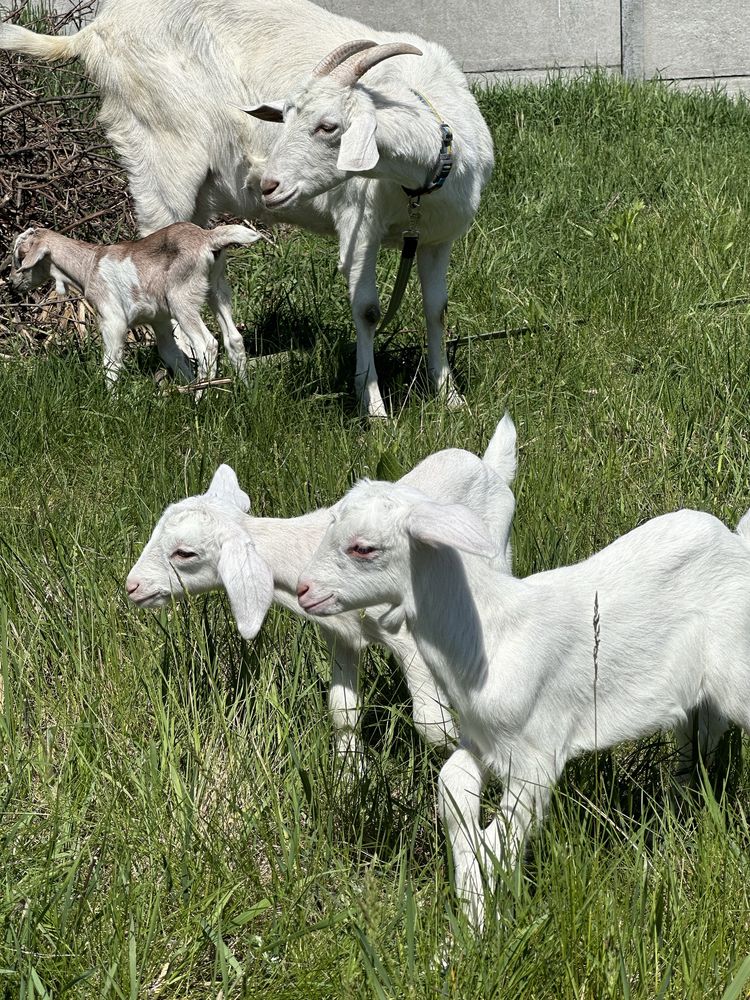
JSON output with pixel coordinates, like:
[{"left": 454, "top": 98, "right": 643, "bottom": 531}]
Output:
[{"left": 10, "top": 222, "right": 262, "bottom": 386}]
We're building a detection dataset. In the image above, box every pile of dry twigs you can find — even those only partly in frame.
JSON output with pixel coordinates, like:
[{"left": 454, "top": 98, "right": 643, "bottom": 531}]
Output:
[{"left": 0, "top": 1, "right": 136, "bottom": 350}]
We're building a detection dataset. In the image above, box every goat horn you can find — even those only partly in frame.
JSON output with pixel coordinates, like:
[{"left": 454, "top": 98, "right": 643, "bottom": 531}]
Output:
[
  {"left": 331, "top": 42, "right": 423, "bottom": 86},
  {"left": 312, "top": 40, "right": 378, "bottom": 78}
]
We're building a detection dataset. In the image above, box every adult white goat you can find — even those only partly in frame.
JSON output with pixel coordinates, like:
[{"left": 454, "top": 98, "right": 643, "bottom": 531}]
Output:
[
  {"left": 125, "top": 414, "right": 517, "bottom": 759},
  {"left": 297, "top": 481, "right": 749, "bottom": 929},
  {"left": 1, "top": 2, "right": 494, "bottom": 416},
  {"left": 10, "top": 223, "right": 261, "bottom": 384}
]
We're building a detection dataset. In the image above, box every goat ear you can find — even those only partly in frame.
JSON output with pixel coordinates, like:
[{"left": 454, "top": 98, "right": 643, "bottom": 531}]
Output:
[
  {"left": 205, "top": 464, "right": 251, "bottom": 513},
  {"left": 217, "top": 539, "right": 274, "bottom": 640},
  {"left": 406, "top": 501, "right": 497, "bottom": 558},
  {"left": 243, "top": 101, "right": 285, "bottom": 123},
  {"left": 337, "top": 111, "right": 379, "bottom": 172},
  {"left": 18, "top": 243, "right": 49, "bottom": 270}
]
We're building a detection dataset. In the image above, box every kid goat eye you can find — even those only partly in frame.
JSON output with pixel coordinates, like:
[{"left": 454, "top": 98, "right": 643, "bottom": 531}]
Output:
[
  {"left": 348, "top": 543, "right": 378, "bottom": 558},
  {"left": 171, "top": 548, "right": 197, "bottom": 560}
]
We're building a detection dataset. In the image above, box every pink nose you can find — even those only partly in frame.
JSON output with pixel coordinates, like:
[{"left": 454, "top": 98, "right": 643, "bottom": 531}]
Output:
[
  {"left": 126, "top": 580, "right": 139, "bottom": 596},
  {"left": 261, "top": 178, "right": 280, "bottom": 198},
  {"left": 296, "top": 581, "right": 309, "bottom": 599}
]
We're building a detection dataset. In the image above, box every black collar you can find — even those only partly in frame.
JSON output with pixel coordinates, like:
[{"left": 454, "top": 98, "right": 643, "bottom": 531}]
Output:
[{"left": 402, "top": 91, "right": 454, "bottom": 198}]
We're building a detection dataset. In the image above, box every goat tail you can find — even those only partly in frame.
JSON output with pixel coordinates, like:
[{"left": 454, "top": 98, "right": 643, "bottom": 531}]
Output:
[
  {"left": 0, "top": 22, "right": 85, "bottom": 62},
  {"left": 482, "top": 412, "right": 517, "bottom": 487},
  {"left": 736, "top": 508, "right": 750, "bottom": 545},
  {"left": 209, "top": 225, "right": 264, "bottom": 252}
]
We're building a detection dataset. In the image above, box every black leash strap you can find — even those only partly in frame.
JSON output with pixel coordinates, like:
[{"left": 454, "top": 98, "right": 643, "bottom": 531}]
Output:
[{"left": 376, "top": 223, "right": 420, "bottom": 336}]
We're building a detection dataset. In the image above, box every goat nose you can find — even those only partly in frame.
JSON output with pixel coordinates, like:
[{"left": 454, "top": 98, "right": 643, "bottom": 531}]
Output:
[
  {"left": 296, "top": 581, "right": 309, "bottom": 599},
  {"left": 261, "top": 178, "right": 280, "bottom": 197},
  {"left": 126, "top": 579, "right": 139, "bottom": 596}
]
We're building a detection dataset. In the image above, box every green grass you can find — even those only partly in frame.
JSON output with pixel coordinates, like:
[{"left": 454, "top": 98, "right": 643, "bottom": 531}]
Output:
[{"left": 3, "top": 71, "right": 750, "bottom": 997}]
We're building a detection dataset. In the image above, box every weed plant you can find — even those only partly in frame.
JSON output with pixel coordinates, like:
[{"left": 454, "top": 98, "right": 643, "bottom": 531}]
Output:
[{"left": 2, "top": 69, "right": 750, "bottom": 997}]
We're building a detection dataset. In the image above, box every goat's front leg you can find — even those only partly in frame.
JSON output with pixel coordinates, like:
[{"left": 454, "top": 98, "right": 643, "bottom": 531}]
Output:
[
  {"left": 98, "top": 317, "right": 128, "bottom": 388},
  {"left": 324, "top": 636, "right": 364, "bottom": 768},
  {"left": 207, "top": 267, "right": 248, "bottom": 380},
  {"left": 481, "top": 762, "right": 548, "bottom": 901},
  {"left": 338, "top": 232, "right": 386, "bottom": 418},
  {"left": 397, "top": 645, "right": 458, "bottom": 751},
  {"left": 417, "top": 241, "right": 463, "bottom": 409},
  {"left": 438, "top": 747, "right": 488, "bottom": 931}
]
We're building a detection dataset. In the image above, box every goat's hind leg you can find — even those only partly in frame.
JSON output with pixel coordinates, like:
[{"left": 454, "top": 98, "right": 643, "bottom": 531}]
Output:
[
  {"left": 99, "top": 317, "right": 128, "bottom": 389},
  {"left": 673, "top": 704, "right": 733, "bottom": 789},
  {"left": 417, "top": 241, "right": 463, "bottom": 409},
  {"left": 150, "top": 315, "right": 194, "bottom": 382},
  {"left": 168, "top": 305, "right": 218, "bottom": 385},
  {"left": 208, "top": 263, "right": 248, "bottom": 380},
  {"left": 697, "top": 665, "right": 750, "bottom": 794}
]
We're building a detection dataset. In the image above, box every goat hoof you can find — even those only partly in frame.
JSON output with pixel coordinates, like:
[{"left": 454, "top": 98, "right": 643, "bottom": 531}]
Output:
[
  {"left": 445, "top": 387, "right": 466, "bottom": 410},
  {"left": 358, "top": 393, "right": 389, "bottom": 420},
  {"left": 334, "top": 734, "right": 367, "bottom": 781}
]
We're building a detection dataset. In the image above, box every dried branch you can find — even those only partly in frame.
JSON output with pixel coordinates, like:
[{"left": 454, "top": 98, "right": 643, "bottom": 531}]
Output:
[{"left": 0, "top": 1, "right": 137, "bottom": 347}]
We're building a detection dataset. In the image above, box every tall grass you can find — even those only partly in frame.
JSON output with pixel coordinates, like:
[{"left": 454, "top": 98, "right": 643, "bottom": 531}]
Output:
[{"left": 2, "top": 72, "right": 750, "bottom": 997}]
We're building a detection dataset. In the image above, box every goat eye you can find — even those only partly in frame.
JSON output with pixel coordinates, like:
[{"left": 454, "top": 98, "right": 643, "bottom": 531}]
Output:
[
  {"left": 171, "top": 548, "right": 198, "bottom": 561},
  {"left": 348, "top": 543, "right": 378, "bottom": 559},
  {"left": 315, "top": 121, "right": 338, "bottom": 135}
]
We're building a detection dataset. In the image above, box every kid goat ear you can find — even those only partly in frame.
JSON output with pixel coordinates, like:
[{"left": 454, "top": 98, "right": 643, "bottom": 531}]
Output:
[
  {"left": 206, "top": 465, "right": 251, "bottom": 513},
  {"left": 406, "top": 501, "right": 497, "bottom": 558},
  {"left": 217, "top": 539, "right": 274, "bottom": 640}
]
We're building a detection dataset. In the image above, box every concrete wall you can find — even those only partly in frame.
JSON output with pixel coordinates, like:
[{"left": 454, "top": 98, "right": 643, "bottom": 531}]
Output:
[
  {"left": 23, "top": 0, "right": 750, "bottom": 94},
  {"left": 623, "top": 0, "right": 750, "bottom": 96},
  {"left": 322, "top": 0, "right": 621, "bottom": 83}
]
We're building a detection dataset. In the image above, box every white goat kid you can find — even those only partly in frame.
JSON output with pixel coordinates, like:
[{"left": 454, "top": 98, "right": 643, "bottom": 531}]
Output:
[
  {"left": 244, "top": 39, "right": 493, "bottom": 416},
  {"left": 126, "top": 415, "right": 517, "bottom": 758},
  {"left": 10, "top": 223, "right": 261, "bottom": 385},
  {"left": 1, "top": 2, "right": 493, "bottom": 416},
  {"left": 297, "top": 482, "right": 750, "bottom": 929}
]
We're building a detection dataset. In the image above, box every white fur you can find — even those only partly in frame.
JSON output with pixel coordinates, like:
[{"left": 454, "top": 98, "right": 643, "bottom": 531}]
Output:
[
  {"left": 126, "top": 416, "right": 517, "bottom": 759},
  {"left": 298, "top": 481, "right": 750, "bottom": 929},
  {"left": 0, "top": 1, "right": 494, "bottom": 416},
  {"left": 9, "top": 223, "right": 262, "bottom": 385}
]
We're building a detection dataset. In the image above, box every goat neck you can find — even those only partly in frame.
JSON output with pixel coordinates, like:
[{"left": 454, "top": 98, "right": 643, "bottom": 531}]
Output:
[
  {"left": 243, "top": 508, "right": 332, "bottom": 612},
  {"left": 403, "top": 541, "right": 516, "bottom": 703},
  {"left": 43, "top": 232, "right": 99, "bottom": 296},
  {"left": 356, "top": 83, "right": 453, "bottom": 191}
]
